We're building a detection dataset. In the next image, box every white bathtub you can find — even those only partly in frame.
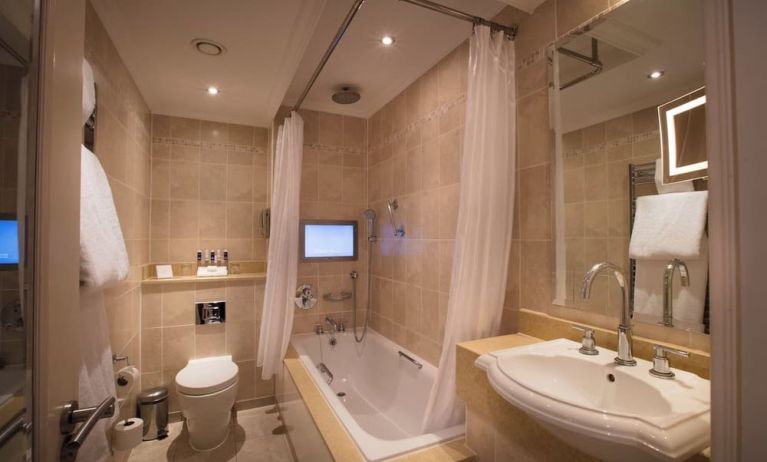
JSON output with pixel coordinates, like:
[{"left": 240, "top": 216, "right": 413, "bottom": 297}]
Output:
[{"left": 291, "top": 329, "right": 464, "bottom": 461}]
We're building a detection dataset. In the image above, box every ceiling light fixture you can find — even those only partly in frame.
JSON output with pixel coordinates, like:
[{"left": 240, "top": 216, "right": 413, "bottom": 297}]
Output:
[
  {"left": 381, "top": 35, "right": 395, "bottom": 46},
  {"left": 647, "top": 70, "right": 665, "bottom": 80},
  {"left": 191, "top": 38, "right": 227, "bottom": 56},
  {"left": 207, "top": 86, "right": 219, "bottom": 95}
]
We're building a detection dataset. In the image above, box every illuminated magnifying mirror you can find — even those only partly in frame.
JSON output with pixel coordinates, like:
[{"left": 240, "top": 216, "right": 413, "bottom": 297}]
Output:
[{"left": 658, "top": 86, "right": 708, "bottom": 183}]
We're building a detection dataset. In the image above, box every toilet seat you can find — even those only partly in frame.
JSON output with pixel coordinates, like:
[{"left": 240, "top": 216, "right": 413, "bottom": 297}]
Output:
[{"left": 176, "top": 355, "right": 238, "bottom": 396}]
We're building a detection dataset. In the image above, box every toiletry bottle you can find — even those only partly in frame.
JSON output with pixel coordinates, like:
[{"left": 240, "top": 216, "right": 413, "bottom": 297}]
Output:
[
  {"left": 204, "top": 249, "right": 210, "bottom": 267},
  {"left": 223, "top": 249, "right": 229, "bottom": 269},
  {"left": 210, "top": 250, "right": 216, "bottom": 266},
  {"left": 216, "top": 249, "right": 221, "bottom": 266},
  {"left": 196, "top": 250, "right": 202, "bottom": 268}
]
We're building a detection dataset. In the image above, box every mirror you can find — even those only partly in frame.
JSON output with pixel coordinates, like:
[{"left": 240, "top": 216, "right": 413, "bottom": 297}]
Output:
[
  {"left": 550, "top": 0, "right": 709, "bottom": 334},
  {"left": 659, "top": 86, "right": 708, "bottom": 182}
]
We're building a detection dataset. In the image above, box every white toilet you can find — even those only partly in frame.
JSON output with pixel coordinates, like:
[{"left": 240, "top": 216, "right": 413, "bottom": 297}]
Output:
[{"left": 175, "top": 355, "right": 239, "bottom": 451}]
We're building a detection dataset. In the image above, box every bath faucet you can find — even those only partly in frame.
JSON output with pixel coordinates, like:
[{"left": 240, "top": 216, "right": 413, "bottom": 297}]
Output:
[
  {"left": 325, "top": 316, "right": 339, "bottom": 332},
  {"left": 663, "top": 259, "right": 690, "bottom": 327},
  {"left": 581, "top": 262, "right": 636, "bottom": 366}
]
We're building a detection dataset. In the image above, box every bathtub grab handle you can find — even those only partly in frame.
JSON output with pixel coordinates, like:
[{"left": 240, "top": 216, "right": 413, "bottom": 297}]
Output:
[
  {"left": 318, "top": 362, "right": 334, "bottom": 385},
  {"left": 398, "top": 351, "right": 423, "bottom": 369}
]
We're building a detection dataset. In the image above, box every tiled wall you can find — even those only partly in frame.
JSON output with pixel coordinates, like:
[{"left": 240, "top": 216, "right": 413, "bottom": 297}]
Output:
[
  {"left": 85, "top": 1, "right": 151, "bottom": 414},
  {"left": 148, "top": 115, "right": 269, "bottom": 264},
  {"left": 365, "top": 43, "right": 468, "bottom": 366},
  {"left": 279, "top": 107, "right": 369, "bottom": 335},
  {"left": 139, "top": 280, "right": 271, "bottom": 412},
  {"left": 561, "top": 106, "right": 660, "bottom": 312},
  {"left": 143, "top": 115, "right": 272, "bottom": 410}
]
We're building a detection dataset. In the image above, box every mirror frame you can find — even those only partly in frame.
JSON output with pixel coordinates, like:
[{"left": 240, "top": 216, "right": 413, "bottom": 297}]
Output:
[{"left": 659, "top": 86, "right": 708, "bottom": 183}]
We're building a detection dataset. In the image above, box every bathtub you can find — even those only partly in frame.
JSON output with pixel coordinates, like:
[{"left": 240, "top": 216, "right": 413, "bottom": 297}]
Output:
[{"left": 290, "top": 329, "right": 464, "bottom": 461}]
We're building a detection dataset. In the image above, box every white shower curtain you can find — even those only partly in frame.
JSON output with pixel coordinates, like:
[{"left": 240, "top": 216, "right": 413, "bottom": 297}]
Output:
[
  {"left": 421, "top": 25, "right": 516, "bottom": 433},
  {"left": 257, "top": 112, "right": 303, "bottom": 379}
]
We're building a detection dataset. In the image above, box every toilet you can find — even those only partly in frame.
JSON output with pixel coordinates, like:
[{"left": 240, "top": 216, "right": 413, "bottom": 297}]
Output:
[{"left": 175, "top": 355, "right": 239, "bottom": 451}]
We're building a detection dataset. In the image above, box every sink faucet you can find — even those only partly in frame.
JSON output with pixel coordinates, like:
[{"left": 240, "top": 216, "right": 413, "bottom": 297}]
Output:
[
  {"left": 581, "top": 262, "right": 636, "bottom": 366},
  {"left": 663, "top": 259, "right": 690, "bottom": 327}
]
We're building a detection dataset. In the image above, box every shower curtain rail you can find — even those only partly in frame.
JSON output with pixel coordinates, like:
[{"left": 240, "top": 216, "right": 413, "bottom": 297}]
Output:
[
  {"left": 292, "top": 0, "right": 366, "bottom": 112},
  {"left": 397, "top": 0, "right": 518, "bottom": 39},
  {"left": 291, "top": 0, "right": 518, "bottom": 112}
]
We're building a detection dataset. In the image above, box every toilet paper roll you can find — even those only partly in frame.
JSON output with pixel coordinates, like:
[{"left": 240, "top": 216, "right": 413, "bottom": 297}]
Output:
[
  {"left": 115, "top": 366, "right": 139, "bottom": 397},
  {"left": 113, "top": 418, "right": 144, "bottom": 451}
]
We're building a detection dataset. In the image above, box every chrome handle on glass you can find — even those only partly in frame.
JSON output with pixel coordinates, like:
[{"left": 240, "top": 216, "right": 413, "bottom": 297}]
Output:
[
  {"left": 572, "top": 325, "right": 598, "bottom": 356},
  {"left": 60, "top": 396, "right": 116, "bottom": 462},
  {"left": 649, "top": 344, "right": 689, "bottom": 379}
]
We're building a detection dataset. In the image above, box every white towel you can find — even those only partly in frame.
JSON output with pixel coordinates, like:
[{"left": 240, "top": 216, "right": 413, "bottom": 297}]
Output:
[
  {"left": 654, "top": 158, "right": 694, "bottom": 194},
  {"left": 77, "top": 289, "right": 118, "bottom": 462},
  {"left": 80, "top": 145, "right": 129, "bottom": 287},
  {"left": 633, "top": 235, "right": 708, "bottom": 331},
  {"left": 629, "top": 191, "right": 708, "bottom": 260},
  {"left": 82, "top": 60, "right": 95, "bottom": 126}
]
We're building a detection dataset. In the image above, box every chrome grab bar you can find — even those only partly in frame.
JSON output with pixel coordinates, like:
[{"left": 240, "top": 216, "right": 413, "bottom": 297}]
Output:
[
  {"left": 60, "top": 396, "right": 116, "bottom": 462},
  {"left": 318, "top": 362, "right": 334, "bottom": 385},
  {"left": 398, "top": 351, "right": 423, "bottom": 369},
  {"left": 0, "top": 410, "right": 29, "bottom": 449}
]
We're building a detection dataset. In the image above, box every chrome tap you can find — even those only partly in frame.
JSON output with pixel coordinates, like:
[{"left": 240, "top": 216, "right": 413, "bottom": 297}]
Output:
[
  {"left": 325, "top": 316, "right": 339, "bottom": 332},
  {"left": 663, "top": 259, "right": 690, "bottom": 327},
  {"left": 581, "top": 262, "right": 636, "bottom": 366},
  {"left": 325, "top": 316, "right": 339, "bottom": 346}
]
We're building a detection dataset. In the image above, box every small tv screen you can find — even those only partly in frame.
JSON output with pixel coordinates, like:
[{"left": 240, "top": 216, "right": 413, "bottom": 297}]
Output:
[
  {"left": 0, "top": 219, "right": 19, "bottom": 265},
  {"left": 301, "top": 221, "right": 357, "bottom": 261}
]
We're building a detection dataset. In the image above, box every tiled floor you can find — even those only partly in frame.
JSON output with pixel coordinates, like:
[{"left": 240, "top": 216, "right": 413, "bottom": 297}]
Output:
[{"left": 127, "top": 405, "right": 294, "bottom": 462}]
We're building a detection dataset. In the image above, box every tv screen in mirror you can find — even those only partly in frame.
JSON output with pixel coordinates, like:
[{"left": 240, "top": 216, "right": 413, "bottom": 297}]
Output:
[{"left": 0, "top": 219, "right": 19, "bottom": 265}]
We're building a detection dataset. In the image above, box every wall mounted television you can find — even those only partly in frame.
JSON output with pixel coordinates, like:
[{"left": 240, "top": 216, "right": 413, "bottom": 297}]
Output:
[{"left": 300, "top": 220, "right": 358, "bottom": 262}]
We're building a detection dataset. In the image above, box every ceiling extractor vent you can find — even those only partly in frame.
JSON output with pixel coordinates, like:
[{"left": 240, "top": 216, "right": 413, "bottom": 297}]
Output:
[
  {"left": 332, "top": 86, "right": 361, "bottom": 105},
  {"left": 191, "top": 38, "right": 227, "bottom": 56}
]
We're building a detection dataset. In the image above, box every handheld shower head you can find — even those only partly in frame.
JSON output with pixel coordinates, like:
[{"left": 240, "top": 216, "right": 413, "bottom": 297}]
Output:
[{"left": 362, "top": 209, "right": 376, "bottom": 241}]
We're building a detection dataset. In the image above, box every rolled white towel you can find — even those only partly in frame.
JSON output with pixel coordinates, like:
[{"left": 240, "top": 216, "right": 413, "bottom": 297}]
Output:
[{"left": 629, "top": 191, "right": 708, "bottom": 260}]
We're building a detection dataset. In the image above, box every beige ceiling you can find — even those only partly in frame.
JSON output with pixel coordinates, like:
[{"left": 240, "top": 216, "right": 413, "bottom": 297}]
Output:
[
  {"left": 282, "top": 0, "right": 509, "bottom": 118},
  {"left": 92, "top": 0, "right": 546, "bottom": 126},
  {"left": 90, "top": 0, "right": 326, "bottom": 127}
]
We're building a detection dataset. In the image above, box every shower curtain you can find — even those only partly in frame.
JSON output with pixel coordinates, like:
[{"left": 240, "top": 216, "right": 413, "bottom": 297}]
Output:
[
  {"left": 421, "top": 25, "right": 516, "bottom": 433},
  {"left": 257, "top": 112, "right": 303, "bottom": 379}
]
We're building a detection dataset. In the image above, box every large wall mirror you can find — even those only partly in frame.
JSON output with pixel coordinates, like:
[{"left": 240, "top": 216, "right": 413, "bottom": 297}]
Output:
[{"left": 549, "top": 0, "right": 710, "bottom": 334}]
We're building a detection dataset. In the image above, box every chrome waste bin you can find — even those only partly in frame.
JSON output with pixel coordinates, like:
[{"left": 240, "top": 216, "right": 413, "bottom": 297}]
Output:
[{"left": 137, "top": 387, "right": 169, "bottom": 440}]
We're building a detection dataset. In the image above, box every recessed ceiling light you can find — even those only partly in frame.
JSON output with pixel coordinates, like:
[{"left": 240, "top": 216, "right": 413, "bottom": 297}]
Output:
[
  {"left": 381, "top": 35, "right": 395, "bottom": 46},
  {"left": 207, "top": 86, "right": 219, "bottom": 95},
  {"left": 191, "top": 38, "right": 227, "bottom": 56},
  {"left": 647, "top": 70, "right": 665, "bottom": 80}
]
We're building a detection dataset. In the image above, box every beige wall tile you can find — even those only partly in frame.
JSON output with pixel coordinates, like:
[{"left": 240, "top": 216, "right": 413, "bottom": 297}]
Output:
[{"left": 162, "top": 325, "right": 194, "bottom": 370}]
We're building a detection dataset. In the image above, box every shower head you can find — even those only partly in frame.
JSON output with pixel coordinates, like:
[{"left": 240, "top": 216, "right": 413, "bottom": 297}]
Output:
[
  {"left": 362, "top": 209, "right": 376, "bottom": 241},
  {"left": 332, "top": 87, "right": 361, "bottom": 105}
]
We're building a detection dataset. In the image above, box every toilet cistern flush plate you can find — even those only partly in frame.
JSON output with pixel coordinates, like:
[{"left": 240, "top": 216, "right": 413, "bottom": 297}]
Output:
[{"left": 475, "top": 338, "right": 710, "bottom": 462}]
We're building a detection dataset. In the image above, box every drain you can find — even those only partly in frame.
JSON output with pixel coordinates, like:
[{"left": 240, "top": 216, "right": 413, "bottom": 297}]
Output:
[
  {"left": 337, "top": 391, "right": 346, "bottom": 397},
  {"left": 607, "top": 373, "right": 616, "bottom": 382}
]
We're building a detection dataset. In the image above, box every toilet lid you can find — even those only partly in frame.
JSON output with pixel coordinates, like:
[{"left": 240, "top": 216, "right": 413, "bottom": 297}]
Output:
[{"left": 175, "top": 355, "right": 239, "bottom": 396}]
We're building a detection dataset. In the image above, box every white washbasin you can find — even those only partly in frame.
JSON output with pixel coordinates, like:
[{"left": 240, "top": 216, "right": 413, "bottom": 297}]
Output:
[{"left": 475, "top": 338, "right": 710, "bottom": 462}]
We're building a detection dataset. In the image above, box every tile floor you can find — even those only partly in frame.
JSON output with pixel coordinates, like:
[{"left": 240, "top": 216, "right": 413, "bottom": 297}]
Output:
[{"left": 127, "top": 405, "right": 294, "bottom": 462}]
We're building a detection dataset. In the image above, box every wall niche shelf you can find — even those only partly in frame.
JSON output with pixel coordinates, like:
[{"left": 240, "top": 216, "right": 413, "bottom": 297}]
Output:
[{"left": 141, "top": 261, "right": 266, "bottom": 285}]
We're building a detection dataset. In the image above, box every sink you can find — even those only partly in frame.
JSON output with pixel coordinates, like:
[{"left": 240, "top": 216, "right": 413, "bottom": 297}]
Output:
[{"left": 475, "top": 338, "right": 710, "bottom": 462}]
